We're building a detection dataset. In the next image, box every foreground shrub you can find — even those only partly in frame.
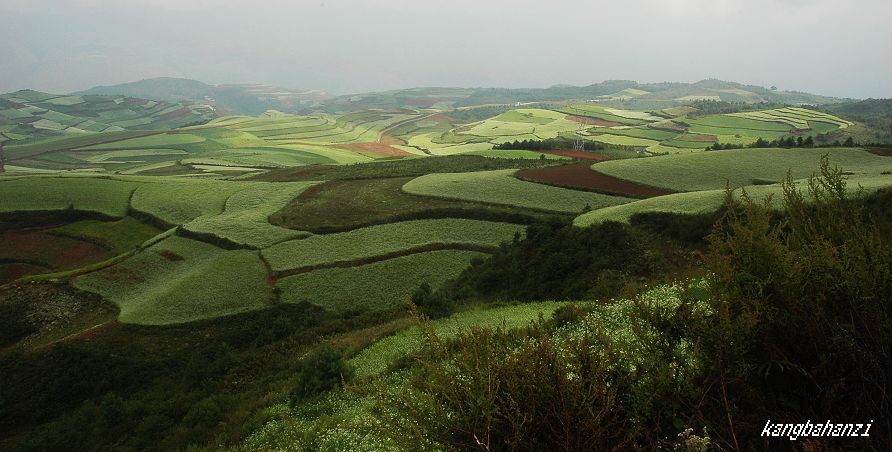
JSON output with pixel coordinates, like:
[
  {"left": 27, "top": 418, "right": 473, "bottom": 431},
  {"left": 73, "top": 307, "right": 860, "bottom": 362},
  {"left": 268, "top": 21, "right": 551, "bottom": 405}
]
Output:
[
  {"left": 699, "top": 157, "right": 892, "bottom": 447},
  {"left": 290, "top": 344, "right": 354, "bottom": 405}
]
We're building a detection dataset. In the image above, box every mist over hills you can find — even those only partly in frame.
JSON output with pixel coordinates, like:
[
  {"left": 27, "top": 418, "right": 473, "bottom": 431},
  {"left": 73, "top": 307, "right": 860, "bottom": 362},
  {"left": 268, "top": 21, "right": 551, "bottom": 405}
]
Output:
[
  {"left": 76, "top": 77, "right": 850, "bottom": 116},
  {"left": 77, "top": 78, "right": 330, "bottom": 116}
]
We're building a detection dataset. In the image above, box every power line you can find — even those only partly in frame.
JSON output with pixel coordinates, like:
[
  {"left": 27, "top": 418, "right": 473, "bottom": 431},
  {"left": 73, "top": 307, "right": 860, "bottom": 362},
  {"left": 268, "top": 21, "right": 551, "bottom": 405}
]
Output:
[{"left": 573, "top": 107, "right": 587, "bottom": 152}]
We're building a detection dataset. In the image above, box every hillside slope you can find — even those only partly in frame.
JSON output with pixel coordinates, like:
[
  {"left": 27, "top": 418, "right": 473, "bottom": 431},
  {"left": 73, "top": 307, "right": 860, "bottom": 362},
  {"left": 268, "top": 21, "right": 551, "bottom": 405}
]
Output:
[{"left": 78, "top": 77, "right": 330, "bottom": 116}]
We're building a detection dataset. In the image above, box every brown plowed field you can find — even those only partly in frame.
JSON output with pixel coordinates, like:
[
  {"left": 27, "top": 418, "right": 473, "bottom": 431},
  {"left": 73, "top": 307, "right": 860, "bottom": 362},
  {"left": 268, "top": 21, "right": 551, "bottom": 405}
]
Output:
[
  {"left": 517, "top": 162, "right": 674, "bottom": 198},
  {"left": 540, "top": 149, "right": 609, "bottom": 161},
  {"left": 0, "top": 229, "right": 113, "bottom": 284},
  {"left": 378, "top": 134, "right": 406, "bottom": 146}
]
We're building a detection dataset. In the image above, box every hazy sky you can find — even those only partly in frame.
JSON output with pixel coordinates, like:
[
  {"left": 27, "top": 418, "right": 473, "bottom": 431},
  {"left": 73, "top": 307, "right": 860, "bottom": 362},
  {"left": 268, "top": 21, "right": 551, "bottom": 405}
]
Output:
[{"left": 1, "top": 0, "right": 890, "bottom": 98}]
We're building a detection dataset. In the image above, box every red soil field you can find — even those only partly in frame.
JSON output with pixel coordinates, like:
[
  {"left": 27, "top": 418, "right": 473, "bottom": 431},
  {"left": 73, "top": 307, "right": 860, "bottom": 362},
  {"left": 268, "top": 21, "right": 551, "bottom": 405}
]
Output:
[
  {"left": 338, "top": 142, "right": 415, "bottom": 158},
  {"left": 0, "top": 229, "right": 113, "bottom": 283},
  {"left": 378, "top": 134, "right": 406, "bottom": 146},
  {"left": 0, "top": 263, "right": 48, "bottom": 286},
  {"left": 565, "top": 115, "right": 621, "bottom": 127},
  {"left": 517, "top": 162, "right": 674, "bottom": 198},
  {"left": 540, "top": 149, "right": 609, "bottom": 161}
]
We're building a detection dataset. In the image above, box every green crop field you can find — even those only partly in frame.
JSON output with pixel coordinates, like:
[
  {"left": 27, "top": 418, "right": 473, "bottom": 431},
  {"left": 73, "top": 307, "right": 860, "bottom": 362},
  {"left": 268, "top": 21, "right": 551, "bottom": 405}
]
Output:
[
  {"left": 588, "top": 133, "right": 660, "bottom": 147},
  {"left": 262, "top": 218, "right": 523, "bottom": 272},
  {"left": 129, "top": 178, "right": 247, "bottom": 225},
  {"left": 492, "top": 109, "right": 560, "bottom": 124},
  {"left": 587, "top": 127, "right": 678, "bottom": 141},
  {"left": 73, "top": 235, "right": 272, "bottom": 324},
  {"left": 590, "top": 147, "right": 892, "bottom": 192},
  {"left": 277, "top": 250, "right": 487, "bottom": 314},
  {"left": 574, "top": 173, "right": 892, "bottom": 226},
  {"left": 403, "top": 169, "right": 634, "bottom": 213},
  {"left": 49, "top": 217, "right": 163, "bottom": 254},
  {"left": 350, "top": 301, "right": 566, "bottom": 378},
  {"left": 464, "top": 149, "right": 569, "bottom": 159},
  {"left": 0, "top": 176, "right": 137, "bottom": 216},
  {"left": 182, "top": 181, "right": 317, "bottom": 248},
  {"left": 557, "top": 105, "right": 648, "bottom": 125}
]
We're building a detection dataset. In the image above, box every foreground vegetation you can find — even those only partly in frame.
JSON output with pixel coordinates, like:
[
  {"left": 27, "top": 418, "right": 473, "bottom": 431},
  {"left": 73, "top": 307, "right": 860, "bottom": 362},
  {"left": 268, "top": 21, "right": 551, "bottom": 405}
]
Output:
[{"left": 1, "top": 79, "right": 891, "bottom": 450}]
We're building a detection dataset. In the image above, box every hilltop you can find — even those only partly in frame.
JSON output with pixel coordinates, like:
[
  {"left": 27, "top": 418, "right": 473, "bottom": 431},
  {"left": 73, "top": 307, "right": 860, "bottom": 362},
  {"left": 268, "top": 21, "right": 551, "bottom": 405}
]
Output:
[
  {"left": 318, "top": 78, "right": 848, "bottom": 112},
  {"left": 77, "top": 77, "right": 331, "bottom": 116},
  {"left": 0, "top": 89, "right": 216, "bottom": 145}
]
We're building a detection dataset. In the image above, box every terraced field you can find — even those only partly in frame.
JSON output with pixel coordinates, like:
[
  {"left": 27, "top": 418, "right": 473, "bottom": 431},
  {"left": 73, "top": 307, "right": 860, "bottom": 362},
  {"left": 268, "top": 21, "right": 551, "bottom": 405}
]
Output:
[
  {"left": 278, "top": 250, "right": 488, "bottom": 314},
  {"left": 590, "top": 147, "right": 892, "bottom": 192},
  {"left": 263, "top": 219, "right": 523, "bottom": 273},
  {"left": 3, "top": 109, "right": 426, "bottom": 174},
  {"left": 0, "top": 89, "right": 878, "bottom": 330},
  {"left": 574, "top": 173, "right": 892, "bottom": 226},
  {"left": 182, "top": 181, "right": 317, "bottom": 248},
  {"left": 72, "top": 235, "right": 272, "bottom": 324},
  {"left": 403, "top": 169, "right": 635, "bottom": 213},
  {"left": 0, "top": 90, "right": 215, "bottom": 145},
  {"left": 349, "top": 301, "right": 566, "bottom": 378}
]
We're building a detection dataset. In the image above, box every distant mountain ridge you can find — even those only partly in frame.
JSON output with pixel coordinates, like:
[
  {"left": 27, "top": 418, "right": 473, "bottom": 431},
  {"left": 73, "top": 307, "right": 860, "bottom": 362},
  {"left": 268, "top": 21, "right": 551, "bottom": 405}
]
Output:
[
  {"left": 76, "top": 77, "right": 850, "bottom": 116},
  {"left": 0, "top": 89, "right": 216, "bottom": 145},
  {"left": 319, "top": 78, "right": 851, "bottom": 112},
  {"left": 77, "top": 78, "right": 330, "bottom": 116}
]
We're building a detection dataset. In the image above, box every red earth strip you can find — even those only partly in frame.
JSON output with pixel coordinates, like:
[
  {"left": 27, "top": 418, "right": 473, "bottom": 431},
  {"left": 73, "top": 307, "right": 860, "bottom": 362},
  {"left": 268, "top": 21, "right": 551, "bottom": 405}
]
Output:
[{"left": 517, "top": 162, "right": 674, "bottom": 198}]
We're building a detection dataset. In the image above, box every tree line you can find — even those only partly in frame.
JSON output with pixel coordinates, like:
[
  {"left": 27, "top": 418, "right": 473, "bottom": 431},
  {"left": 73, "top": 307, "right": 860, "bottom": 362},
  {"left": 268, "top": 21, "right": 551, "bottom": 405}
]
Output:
[
  {"left": 707, "top": 134, "right": 857, "bottom": 151},
  {"left": 494, "top": 137, "right": 604, "bottom": 152}
]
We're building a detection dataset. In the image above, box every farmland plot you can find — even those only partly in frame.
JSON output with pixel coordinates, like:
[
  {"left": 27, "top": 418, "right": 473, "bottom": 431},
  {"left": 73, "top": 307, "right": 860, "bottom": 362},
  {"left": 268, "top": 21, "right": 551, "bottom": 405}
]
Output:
[
  {"left": 263, "top": 218, "right": 523, "bottom": 272},
  {"left": 277, "top": 250, "right": 487, "bottom": 314},
  {"left": 73, "top": 236, "right": 272, "bottom": 324},
  {"left": 403, "top": 169, "right": 634, "bottom": 213}
]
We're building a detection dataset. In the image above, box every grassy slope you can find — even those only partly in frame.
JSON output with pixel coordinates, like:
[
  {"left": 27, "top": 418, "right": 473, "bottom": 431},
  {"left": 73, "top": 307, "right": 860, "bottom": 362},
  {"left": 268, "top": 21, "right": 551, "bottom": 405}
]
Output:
[
  {"left": 591, "top": 147, "right": 892, "bottom": 192},
  {"left": 73, "top": 236, "right": 272, "bottom": 325},
  {"left": 269, "top": 177, "right": 562, "bottom": 233},
  {"left": 263, "top": 219, "right": 523, "bottom": 272},
  {"left": 574, "top": 174, "right": 892, "bottom": 226},
  {"left": 278, "top": 250, "right": 488, "bottom": 314},
  {"left": 402, "top": 169, "right": 634, "bottom": 213}
]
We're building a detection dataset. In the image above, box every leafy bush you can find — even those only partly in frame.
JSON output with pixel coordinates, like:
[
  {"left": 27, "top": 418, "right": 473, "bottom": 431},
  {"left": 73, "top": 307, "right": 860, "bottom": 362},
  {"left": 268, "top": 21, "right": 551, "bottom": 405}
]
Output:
[
  {"left": 290, "top": 344, "right": 354, "bottom": 405},
  {"left": 698, "top": 156, "right": 892, "bottom": 444},
  {"left": 448, "top": 219, "right": 666, "bottom": 301},
  {"left": 410, "top": 282, "right": 452, "bottom": 319},
  {"left": 386, "top": 325, "right": 630, "bottom": 451}
]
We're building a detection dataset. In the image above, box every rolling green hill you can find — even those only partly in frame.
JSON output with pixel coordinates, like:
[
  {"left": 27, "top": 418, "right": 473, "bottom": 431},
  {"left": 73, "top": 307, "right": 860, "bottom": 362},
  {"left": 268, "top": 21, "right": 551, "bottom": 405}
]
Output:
[
  {"left": 1, "top": 78, "right": 891, "bottom": 451},
  {"left": 77, "top": 77, "right": 331, "bottom": 116},
  {"left": 0, "top": 89, "right": 216, "bottom": 146}
]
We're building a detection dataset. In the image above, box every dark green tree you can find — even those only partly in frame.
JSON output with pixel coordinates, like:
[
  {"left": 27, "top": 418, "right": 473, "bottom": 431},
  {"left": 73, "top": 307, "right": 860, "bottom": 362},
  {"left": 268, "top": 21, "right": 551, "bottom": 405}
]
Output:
[{"left": 290, "top": 344, "right": 353, "bottom": 405}]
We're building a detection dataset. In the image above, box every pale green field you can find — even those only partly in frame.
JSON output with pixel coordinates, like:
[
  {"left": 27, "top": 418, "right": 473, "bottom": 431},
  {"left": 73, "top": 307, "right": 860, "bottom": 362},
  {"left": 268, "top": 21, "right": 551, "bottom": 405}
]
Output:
[
  {"left": 73, "top": 236, "right": 272, "bottom": 325},
  {"left": 403, "top": 169, "right": 634, "bottom": 213},
  {"left": 77, "top": 133, "right": 207, "bottom": 149},
  {"left": 350, "top": 301, "right": 567, "bottom": 378},
  {"left": 0, "top": 176, "right": 136, "bottom": 216},
  {"left": 464, "top": 149, "right": 569, "bottom": 160},
  {"left": 574, "top": 174, "right": 892, "bottom": 226},
  {"left": 278, "top": 250, "right": 488, "bottom": 314},
  {"left": 82, "top": 149, "right": 188, "bottom": 163},
  {"left": 130, "top": 178, "right": 247, "bottom": 225},
  {"left": 591, "top": 147, "right": 892, "bottom": 192},
  {"left": 183, "top": 181, "right": 318, "bottom": 248},
  {"left": 263, "top": 219, "right": 523, "bottom": 272},
  {"left": 588, "top": 133, "right": 660, "bottom": 147}
]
